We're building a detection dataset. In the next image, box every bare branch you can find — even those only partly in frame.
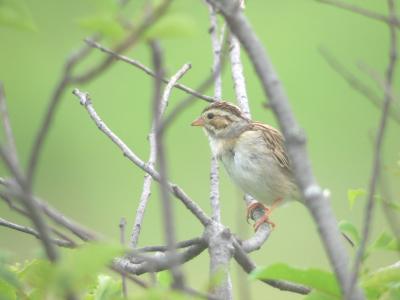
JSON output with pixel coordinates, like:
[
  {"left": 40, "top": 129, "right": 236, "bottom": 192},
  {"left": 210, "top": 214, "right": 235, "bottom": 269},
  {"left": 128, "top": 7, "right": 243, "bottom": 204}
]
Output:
[
  {"left": 71, "top": 0, "right": 172, "bottom": 84},
  {"left": 206, "top": 1, "right": 363, "bottom": 298},
  {"left": 232, "top": 240, "right": 311, "bottom": 295},
  {"left": 136, "top": 237, "right": 204, "bottom": 252},
  {"left": 115, "top": 243, "right": 207, "bottom": 275},
  {"left": 319, "top": 48, "right": 400, "bottom": 124},
  {"left": 151, "top": 42, "right": 191, "bottom": 289},
  {"left": 0, "top": 148, "right": 58, "bottom": 262},
  {"left": 205, "top": 1, "right": 224, "bottom": 224},
  {"left": 72, "top": 89, "right": 211, "bottom": 226},
  {"left": 205, "top": 224, "right": 233, "bottom": 300},
  {"left": 119, "top": 218, "right": 128, "bottom": 298},
  {"left": 348, "top": 0, "right": 398, "bottom": 296},
  {"left": 0, "top": 217, "right": 74, "bottom": 248},
  {"left": 0, "top": 178, "right": 95, "bottom": 241},
  {"left": 130, "top": 47, "right": 192, "bottom": 249},
  {"left": 26, "top": 43, "right": 93, "bottom": 189},
  {"left": 0, "top": 82, "right": 19, "bottom": 162},
  {"left": 228, "top": 32, "right": 251, "bottom": 118},
  {"left": 85, "top": 39, "right": 217, "bottom": 103},
  {"left": 317, "top": 0, "right": 400, "bottom": 28}
]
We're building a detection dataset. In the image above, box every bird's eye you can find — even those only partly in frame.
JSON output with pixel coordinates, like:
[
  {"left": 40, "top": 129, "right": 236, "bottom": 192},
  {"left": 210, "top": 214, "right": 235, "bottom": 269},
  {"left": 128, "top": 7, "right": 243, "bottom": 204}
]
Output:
[{"left": 207, "top": 113, "right": 214, "bottom": 119}]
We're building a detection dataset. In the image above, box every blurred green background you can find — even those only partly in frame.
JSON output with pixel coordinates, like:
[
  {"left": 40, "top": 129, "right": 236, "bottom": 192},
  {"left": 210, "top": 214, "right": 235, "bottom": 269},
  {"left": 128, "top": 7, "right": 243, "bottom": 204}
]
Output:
[{"left": 1, "top": 0, "right": 399, "bottom": 299}]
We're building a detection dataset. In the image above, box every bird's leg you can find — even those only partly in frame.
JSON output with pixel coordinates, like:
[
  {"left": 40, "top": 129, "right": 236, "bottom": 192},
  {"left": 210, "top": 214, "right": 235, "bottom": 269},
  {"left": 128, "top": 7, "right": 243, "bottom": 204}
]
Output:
[{"left": 247, "top": 198, "right": 283, "bottom": 231}]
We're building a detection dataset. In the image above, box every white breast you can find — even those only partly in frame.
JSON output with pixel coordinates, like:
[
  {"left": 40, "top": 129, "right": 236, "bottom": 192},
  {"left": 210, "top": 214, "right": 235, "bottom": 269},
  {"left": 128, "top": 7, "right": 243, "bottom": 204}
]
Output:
[{"left": 216, "top": 132, "right": 292, "bottom": 206}]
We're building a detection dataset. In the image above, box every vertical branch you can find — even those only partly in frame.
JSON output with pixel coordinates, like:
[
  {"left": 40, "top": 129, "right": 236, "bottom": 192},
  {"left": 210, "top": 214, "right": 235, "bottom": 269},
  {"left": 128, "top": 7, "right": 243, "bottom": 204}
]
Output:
[
  {"left": 0, "top": 82, "right": 18, "bottom": 161},
  {"left": 228, "top": 32, "right": 250, "bottom": 118},
  {"left": 119, "top": 218, "right": 128, "bottom": 298},
  {"left": 206, "top": 1, "right": 225, "bottom": 223},
  {"left": 150, "top": 41, "right": 191, "bottom": 289},
  {"left": 348, "top": 0, "right": 398, "bottom": 296},
  {"left": 130, "top": 62, "right": 193, "bottom": 249},
  {"left": 204, "top": 3, "right": 234, "bottom": 299}
]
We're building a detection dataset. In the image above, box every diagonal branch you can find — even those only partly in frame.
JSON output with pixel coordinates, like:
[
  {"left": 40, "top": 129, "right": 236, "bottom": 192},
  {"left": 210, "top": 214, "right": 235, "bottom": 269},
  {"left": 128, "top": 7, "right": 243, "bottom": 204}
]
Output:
[
  {"left": 0, "top": 217, "right": 75, "bottom": 248},
  {"left": 72, "top": 89, "right": 212, "bottom": 227},
  {"left": 348, "top": 0, "right": 398, "bottom": 296},
  {"left": 319, "top": 48, "right": 400, "bottom": 124},
  {"left": 317, "top": 0, "right": 400, "bottom": 28},
  {"left": 85, "top": 39, "right": 217, "bottom": 103},
  {"left": 71, "top": 0, "right": 172, "bottom": 84}
]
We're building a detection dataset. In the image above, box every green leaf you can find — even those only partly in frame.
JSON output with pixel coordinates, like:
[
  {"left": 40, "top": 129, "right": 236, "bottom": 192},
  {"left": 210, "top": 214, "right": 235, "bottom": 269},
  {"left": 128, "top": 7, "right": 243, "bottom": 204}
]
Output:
[
  {"left": 18, "top": 259, "right": 54, "bottom": 289},
  {"left": 0, "top": 257, "right": 21, "bottom": 291},
  {"left": 348, "top": 188, "right": 366, "bottom": 210},
  {"left": 78, "top": 14, "right": 125, "bottom": 39},
  {"left": 384, "top": 200, "right": 400, "bottom": 213},
  {"left": 144, "top": 13, "right": 197, "bottom": 40},
  {"left": 363, "top": 262, "right": 400, "bottom": 298},
  {"left": 157, "top": 270, "right": 173, "bottom": 288},
  {"left": 303, "top": 290, "right": 339, "bottom": 300},
  {"left": 250, "top": 263, "right": 340, "bottom": 296},
  {"left": 339, "top": 220, "right": 360, "bottom": 247},
  {"left": 0, "top": 0, "right": 36, "bottom": 31},
  {"left": 84, "top": 274, "right": 123, "bottom": 300},
  {"left": 0, "top": 279, "right": 17, "bottom": 300},
  {"left": 371, "top": 232, "right": 394, "bottom": 250},
  {"left": 54, "top": 242, "right": 124, "bottom": 293}
]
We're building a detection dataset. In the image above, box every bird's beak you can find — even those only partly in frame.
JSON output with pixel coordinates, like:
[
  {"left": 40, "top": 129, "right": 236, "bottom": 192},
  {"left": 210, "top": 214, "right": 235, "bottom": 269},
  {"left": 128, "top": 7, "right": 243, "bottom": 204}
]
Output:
[{"left": 191, "top": 116, "right": 204, "bottom": 127}]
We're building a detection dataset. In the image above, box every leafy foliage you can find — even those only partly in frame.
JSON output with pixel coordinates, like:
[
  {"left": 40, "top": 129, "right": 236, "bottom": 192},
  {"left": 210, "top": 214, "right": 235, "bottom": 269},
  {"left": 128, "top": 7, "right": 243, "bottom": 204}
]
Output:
[{"left": 251, "top": 263, "right": 340, "bottom": 297}]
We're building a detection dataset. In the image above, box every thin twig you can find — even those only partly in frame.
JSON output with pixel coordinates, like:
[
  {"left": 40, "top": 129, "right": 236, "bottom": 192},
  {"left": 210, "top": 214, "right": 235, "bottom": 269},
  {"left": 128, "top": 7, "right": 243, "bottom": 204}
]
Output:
[
  {"left": 348, "top": 0, "right": 398, "bottom": 297},
  {"left": 0, "top": 147, "right": 59, "bottom": 262},
  {"left": 206, "top": 0, "right": 224, "bottom": 224},
  {"left": 319, "top": 48, "right": 400, "bottom": 124},
  {"left": 130, "top": 49, "right": 191, "bottom": 248},
  {"left": 71, "top": 0, "right": 172, "bottom": 84},
  {"left": 228, "top": 32, "right": 251, "bottom": 119},
  {"left": 136, "top": 237, "right": 204, "bottom": 252},
  {"left": 204, "top": 4, "right": 233, "bottom": 299},
  {"left": 85, "top": 39, "right": 217, "bottom": 103},
  {"left": 0, "top": 82, "right": 19, "bottom": 162},
  {"left": 0, "top": 217, "right": 74, "bottom": 248},
  {"left": 0, "top": 178, "right": 95, "bottom": 241},
  {"left": 119, "top": 218, "right": 128, "bottom": 298},
  {"left": 317, "top": 0, "right": 400, "bottom": 28},
  {"left": 151, "top": 41, "right": 190, "bottom": 289},
  {"left": 72, "top": 89, "right": 212, "bottom": 227}
]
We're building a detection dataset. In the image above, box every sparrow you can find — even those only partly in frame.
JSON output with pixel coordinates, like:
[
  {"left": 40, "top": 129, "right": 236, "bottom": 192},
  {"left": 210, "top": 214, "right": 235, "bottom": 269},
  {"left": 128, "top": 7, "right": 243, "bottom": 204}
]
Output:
[{"left": 191, "top": 101, "right": 299, "bottom": 229}]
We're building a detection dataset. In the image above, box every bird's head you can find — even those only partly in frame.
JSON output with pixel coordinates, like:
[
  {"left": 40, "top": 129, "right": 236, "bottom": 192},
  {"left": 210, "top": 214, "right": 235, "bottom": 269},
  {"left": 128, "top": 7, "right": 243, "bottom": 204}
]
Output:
[{"left": 191, "top": 101, "right": 249, "bottom": 139}]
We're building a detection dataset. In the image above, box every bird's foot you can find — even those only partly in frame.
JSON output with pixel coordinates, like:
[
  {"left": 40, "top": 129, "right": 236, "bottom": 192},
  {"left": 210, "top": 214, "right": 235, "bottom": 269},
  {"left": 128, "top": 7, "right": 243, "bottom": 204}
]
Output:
[{"left": 246, "top": 201, "right": 275, "bottom": 231}]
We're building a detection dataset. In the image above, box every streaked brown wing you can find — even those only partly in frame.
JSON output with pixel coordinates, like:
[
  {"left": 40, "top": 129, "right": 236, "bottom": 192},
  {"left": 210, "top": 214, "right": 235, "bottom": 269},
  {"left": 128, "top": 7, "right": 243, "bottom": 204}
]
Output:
[{"left": 249, "top": 122, "right": 290, "bottom": 170}]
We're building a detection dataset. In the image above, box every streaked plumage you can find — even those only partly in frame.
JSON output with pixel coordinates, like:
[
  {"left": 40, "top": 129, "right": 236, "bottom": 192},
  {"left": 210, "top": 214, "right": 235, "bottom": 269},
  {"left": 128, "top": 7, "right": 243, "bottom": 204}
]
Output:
[{"left": 192, "top": 101, "right": 298, "bottom": 208}]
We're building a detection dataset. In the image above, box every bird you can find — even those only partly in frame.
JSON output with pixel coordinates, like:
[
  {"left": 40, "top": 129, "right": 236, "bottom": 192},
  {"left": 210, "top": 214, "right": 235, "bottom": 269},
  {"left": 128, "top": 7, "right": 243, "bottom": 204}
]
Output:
[{"left": 191, "top": 101, "right": 299, "bottom": 230}]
